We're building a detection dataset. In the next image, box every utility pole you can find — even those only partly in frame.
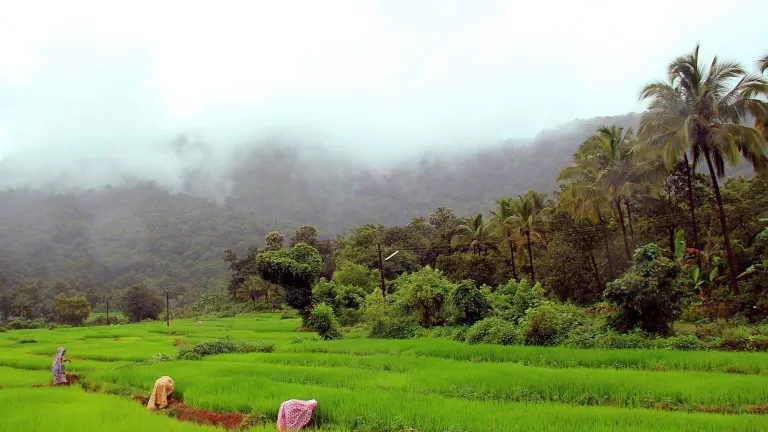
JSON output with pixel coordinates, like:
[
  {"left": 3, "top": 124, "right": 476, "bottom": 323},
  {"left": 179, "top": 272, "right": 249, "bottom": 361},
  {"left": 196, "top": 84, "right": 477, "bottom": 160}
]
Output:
[
  {"left": 105, "top": 298, "right": 109, "bottom": 325},
  {"left": 377, "top": 244, "right": 386, "bottom": 297},
  {"left": 166, "top": 290, "right": 170, "bottom": 327}
]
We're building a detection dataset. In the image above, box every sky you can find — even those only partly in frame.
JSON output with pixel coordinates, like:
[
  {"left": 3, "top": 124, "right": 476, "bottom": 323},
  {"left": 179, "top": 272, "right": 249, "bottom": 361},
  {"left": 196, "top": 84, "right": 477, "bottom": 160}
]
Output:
[{"left": 0, "top": 0, "right": 765, "bottom": 187}]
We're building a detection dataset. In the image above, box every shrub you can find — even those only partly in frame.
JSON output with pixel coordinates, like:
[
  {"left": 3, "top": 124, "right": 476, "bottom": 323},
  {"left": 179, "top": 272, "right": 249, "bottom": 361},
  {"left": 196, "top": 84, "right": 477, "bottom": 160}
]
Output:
[
  {"left": 664, "top": 334, "right": 701, "bottom": 351},
  {"left": 393, "top": 267, "right": 453, "bottom": 327},
  {"left": 368, "top": 317, "right": 420, "bottom": 339},
  {"left": 414, "top": 325, "right": 469, "bottom": 342},
  {"left": 176, "top": 340, "right": 275, "bottom": 360},
  {"left": 594, "top": 330, "right": 660, "bottom": 350},
  {"left": 449, "top": 281, "right": 491, "bottom": 325},
  {"left": 311, "top": 303, "right": 342, "bottom": 340},
  {"left": 120, "top": 284, "right": 164, "bottom": 322},
  {"left": 53, "top": 294, "right": 91, "bottom": 326},
  {"left": 510, "top": 279, "right": 547, "bottom": 323},
  {"left": 604, "top": 244, "right": 688, "bottom": 335},
  {"left": 467, "top": 317, "right": 518, "bottom": 345},
  {"left": 9, "top": 318, "right": 45, "bottom": 329},
  {"left": 280, "top": 308, "right": 300, "bottom": 320},
  {"left": 519, "top": 303, "right": 565, "bottom": 346}
]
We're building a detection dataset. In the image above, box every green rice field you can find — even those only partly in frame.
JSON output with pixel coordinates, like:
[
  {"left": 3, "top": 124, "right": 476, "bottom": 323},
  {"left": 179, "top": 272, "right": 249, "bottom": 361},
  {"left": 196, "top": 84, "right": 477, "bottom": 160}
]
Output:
[{"left": 1, "top": 313, "right": 767, "bottom": 431}]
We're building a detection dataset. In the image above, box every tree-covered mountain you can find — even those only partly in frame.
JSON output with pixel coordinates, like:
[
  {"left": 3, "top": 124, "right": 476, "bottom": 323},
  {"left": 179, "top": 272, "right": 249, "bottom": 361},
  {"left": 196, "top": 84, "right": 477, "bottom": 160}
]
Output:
[{"left": 1, "top": 111, "right": 756, "bottom": 303}]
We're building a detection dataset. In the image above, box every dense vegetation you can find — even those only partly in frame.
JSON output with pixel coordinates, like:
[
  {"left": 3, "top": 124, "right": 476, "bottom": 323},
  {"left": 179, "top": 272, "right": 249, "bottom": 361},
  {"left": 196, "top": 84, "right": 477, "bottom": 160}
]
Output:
[
  {"left": 2, "top": 47, "right": 768, "bottom": 355},
  {"left": 1, "top": 315, "right": 767, "bottom": 431}
]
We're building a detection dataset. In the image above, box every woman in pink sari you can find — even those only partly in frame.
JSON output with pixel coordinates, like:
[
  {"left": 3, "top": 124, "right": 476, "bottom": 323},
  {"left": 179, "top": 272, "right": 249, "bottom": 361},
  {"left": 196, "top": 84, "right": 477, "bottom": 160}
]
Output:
[{"left": 52, "top": 347, "right": 70, "bottom": 385}]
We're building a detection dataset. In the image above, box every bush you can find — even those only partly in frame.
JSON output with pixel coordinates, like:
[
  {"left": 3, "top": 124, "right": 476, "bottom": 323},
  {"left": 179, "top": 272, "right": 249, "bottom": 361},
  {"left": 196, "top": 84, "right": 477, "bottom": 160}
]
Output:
[
  {"left": 604, "top": 244, "right": 688, "bottom": 335},
  {"left": 176, "top": 340, "right": 275, "bottom": 360},
  {"left": 368, "top": 317, "right": 420, "bottom": 339},
  {"left": 466, "top": 317, "right": 518, "bottom": 345},
  {"left": 120, "top": 284, "right": 164, "bottom": 322},
  {"left": 519, "top": 303, "right": 565, "bottom": 346},
  {"left": 311, "top": 303, "right": 342, "bottom": 340},
  {"left": 449, "top": 281, "right": 491, "bottom": 325},
  {"left": 392, "top": 267, "right": 453, "bottom": 327},
  {"left": 664, "top": 334, "right": 701, "bottom": 351},
  {"left": 414, "top": 325, "right": 469, "bottom": 342},
  {"left": 510, "top": 279, "right": 547, "bottom": 323},
  {"left": 9, "top": 319, "right": 46, "bottom": 329},
  {"left": 53, "top": 294, "right": 91, "bottom": 326}
]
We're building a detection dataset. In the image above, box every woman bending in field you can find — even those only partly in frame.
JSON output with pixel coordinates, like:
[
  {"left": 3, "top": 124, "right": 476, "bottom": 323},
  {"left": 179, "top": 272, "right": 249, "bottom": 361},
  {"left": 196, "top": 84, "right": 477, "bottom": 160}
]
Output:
[{"left": 52, "top": 347, "right": 70, "bottom": 385}]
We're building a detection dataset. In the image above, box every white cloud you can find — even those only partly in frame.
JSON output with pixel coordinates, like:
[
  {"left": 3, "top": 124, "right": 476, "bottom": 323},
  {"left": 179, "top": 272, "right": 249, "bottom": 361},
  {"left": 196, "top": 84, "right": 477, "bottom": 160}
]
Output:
[{"left": 0, "top": 0, "right": 765, "bottom": 181}]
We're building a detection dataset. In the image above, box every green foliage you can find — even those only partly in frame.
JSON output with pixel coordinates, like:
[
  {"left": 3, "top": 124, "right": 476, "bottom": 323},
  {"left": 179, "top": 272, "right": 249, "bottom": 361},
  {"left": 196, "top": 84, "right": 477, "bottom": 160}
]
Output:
[
  {"left": 332, "top": 261, "right": 380, "bottom": 292},
  {"left": 119, "top": 284, "right": 164, "bottom": 322},
  {"left": 256, "top": 243, "right": 322, "bottom": 322},
  {"left": 264, "top": 231, "right": 285, "bottom": 251},
  {"left": 368, "top": 316, "right": 420, "bottom": 339},
  {"left": 466, "top": 317, "right": 518, "bottom": 345},
  {"left": 449, "top": 280, "right": 491, "bottom": 325},
  {"left": 604, "top": 244, "right": 688, "bottom": 335},
  {"left": 392, "top": 267, "right": 453, "bottom": 327},
  {"left": 53, "top": 294, "right": 91, "bottom": 326},
  {"left": 176, "top": 339, "right": 275, "bottom": 360},
  {"left": 311, "top": 302, "right": 342, "bottom": 340},
  {"left": 510, "top": 279, "right": 547, "bottom": 323},
  {"left": 519, "top": 303, "right": 566, "bottom": 346},
  {"left": 289, "top": 225, "right": 319, "bottom": 248},
  {"left": 312, "top": 278, "right": 366, "bottom": 326},
  {"left": 436, "top": 253, "right": 504, "bottom": 287}
]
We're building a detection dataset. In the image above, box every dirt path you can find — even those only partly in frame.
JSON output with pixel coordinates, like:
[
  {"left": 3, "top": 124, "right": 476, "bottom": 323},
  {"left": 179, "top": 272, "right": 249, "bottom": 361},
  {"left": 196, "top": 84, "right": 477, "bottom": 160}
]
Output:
[{"left": 133, "top": 396, "right": 247, "bottom": 430}]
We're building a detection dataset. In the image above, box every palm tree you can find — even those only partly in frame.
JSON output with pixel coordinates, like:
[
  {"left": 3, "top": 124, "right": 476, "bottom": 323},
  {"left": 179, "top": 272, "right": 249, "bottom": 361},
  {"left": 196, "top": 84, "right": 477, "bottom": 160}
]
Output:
[
  {"left": 639, "top": 45, "right": 768, "bottom": 295},
  {"left": 558, "top": 125, "right": 656, "bottom": 260},
  {"left": 509, "top": 191, "right": 551, "bottom": 283},
  {"left": 491, "top": 198, "right": 518, "bottom": 280},
  {"left": 450, "top": 213, "right": 495, "bottom": 255},
  {"left": 557, "top": 167, "right": 616, "bottom": 279},
  {"left": 759, "top": 54, "right": 768, "bottom": 75}
]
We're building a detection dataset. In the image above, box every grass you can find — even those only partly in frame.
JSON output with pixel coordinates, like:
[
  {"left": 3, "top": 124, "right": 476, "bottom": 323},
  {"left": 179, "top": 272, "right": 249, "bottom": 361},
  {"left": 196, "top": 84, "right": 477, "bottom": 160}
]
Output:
[
  {"left": 1, "top": 313, "right": 767, "bottom": 431},
  {"left": 87, "top": 311, "right": 127, "bottom": 321}
]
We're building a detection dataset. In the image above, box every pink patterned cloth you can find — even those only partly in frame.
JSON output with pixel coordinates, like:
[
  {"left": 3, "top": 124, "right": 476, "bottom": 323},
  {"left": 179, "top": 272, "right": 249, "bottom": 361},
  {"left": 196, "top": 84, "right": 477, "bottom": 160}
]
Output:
[{"left": 276, "top": 399, "right": 317, "bottom": 431}]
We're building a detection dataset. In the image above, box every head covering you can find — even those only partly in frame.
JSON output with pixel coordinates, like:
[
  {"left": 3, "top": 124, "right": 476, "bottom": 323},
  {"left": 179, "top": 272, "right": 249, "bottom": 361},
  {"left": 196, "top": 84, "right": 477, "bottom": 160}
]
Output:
[
  {"left": 52, "top": 347, "right": 67, "bottom": 385},
  {"left": 147, "top": 376, "right": 175, "bottom": 411},
  {"left": 276, "top": 399, "right": 317, "bottom": 431}
]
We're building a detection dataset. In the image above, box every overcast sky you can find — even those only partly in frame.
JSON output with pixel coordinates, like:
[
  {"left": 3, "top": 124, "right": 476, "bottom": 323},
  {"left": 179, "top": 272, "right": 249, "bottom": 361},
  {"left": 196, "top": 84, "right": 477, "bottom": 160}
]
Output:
[{"left": 0, "top": 0, "right": 765, "bottom": 186}]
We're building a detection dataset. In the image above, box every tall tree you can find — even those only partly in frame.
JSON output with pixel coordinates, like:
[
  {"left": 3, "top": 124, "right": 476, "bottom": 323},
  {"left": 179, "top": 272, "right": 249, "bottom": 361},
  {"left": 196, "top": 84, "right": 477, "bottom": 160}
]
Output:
[
  {"left": 450, "top": 213, "right": 496, "bottom": 255},
  {"left": 639, "top": 45, "right": 768, "bottom": 294},
  {"left": 509, "top": 191, "right": 551, "bottom": 283},
  {"left": 491, "top": 198, "right": 518, "bottom": 280}
]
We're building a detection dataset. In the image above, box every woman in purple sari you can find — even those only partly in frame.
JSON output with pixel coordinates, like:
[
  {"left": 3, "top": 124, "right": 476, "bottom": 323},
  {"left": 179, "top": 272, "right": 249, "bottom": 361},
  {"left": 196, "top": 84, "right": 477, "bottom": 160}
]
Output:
[{"left": 52, "top": 347, "right": 70, "bottom": 385}]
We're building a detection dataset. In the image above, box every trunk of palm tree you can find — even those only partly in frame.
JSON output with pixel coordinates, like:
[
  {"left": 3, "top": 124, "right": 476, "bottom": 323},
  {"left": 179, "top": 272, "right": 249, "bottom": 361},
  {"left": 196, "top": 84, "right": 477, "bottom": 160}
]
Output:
[
  {"left": 509, "top": 244, "right": 518, "bottom": 281},
  {"left": 625, "top": 200, "right": 636, "bottom": 251},
  {"left": 598, "top": 215, "right": 614, "bottom": 280},
  {"left": 703, "top": 151, "right": 740, "bottom": 296},
  {"left": 668, "top": 227, "right": 676, "bottom": 256},
  {"left": 683, "top": 155, "right": 701, "bottom": 267},
  {"left": 615, "top": 201, "right": 632, "bottom": 260},
  {"left": 589, "top": 251, "right": 602, "bottom": 293},
  {"left": 525, "top": 231, "right": 535, "bottom": 283}
]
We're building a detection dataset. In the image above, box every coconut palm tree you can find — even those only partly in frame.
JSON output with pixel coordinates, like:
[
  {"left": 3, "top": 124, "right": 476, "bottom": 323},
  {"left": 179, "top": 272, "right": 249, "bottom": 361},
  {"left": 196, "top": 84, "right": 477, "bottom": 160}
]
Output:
[
  {"left": 558, "top": 125, "right": 656, "bottom": 260},
  {"left": 509, "top": 191, "right": 551, "bottom": 283},
  {"left": 450, "top": 213, "right": 495, "bottom": 255},
  {"left": 491, "top": 198, "right": 518, "bottom": 280},
  {"left": 759, "top": 54, "right": 768, "bottom": 75},
  {"left": 638, "top": 45, "right": 768, "bottom": 295}
]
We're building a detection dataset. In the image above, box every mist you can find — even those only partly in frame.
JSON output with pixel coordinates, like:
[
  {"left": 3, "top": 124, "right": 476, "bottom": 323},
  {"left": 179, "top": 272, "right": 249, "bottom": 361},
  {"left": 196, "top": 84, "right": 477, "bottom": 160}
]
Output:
[{"left": 1, "top": 0, "right": 766, "bottom": 193}]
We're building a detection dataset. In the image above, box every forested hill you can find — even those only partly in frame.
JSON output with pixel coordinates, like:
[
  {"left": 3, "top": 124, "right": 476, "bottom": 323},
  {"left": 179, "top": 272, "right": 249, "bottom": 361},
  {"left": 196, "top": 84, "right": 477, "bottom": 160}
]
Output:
[
  {"left": 224, "top": 112, "right": 643, "bottom": 232},
  {"left": 0, "top": 112, "right": 642, "bottom": 295}
]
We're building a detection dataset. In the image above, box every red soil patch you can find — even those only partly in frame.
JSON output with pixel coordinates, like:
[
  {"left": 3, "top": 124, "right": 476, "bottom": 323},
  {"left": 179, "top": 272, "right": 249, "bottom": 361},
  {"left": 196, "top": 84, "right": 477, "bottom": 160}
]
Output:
[
  {"left": 134, "top": 395, "right": 245, "bottom": 430},
  {"left": 52, "top": 374, "right": 81, "bottom": 387}
]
